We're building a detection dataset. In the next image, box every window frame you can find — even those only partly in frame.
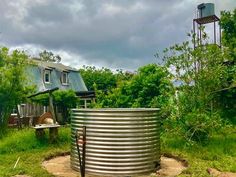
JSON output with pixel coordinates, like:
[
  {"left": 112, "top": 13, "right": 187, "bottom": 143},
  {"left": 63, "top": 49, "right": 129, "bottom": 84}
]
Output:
[
  {"left": 61, "top": 71, "right": 69, "bottom": 85},
  {"left": 44, "top": 69, "right": 51, "bottom": 84}
]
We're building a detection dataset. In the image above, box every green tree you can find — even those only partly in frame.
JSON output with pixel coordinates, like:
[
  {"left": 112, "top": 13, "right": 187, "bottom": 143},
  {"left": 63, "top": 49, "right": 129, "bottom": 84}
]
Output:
[
  {"left": 163, "top": 32, "right": 229, "bottom": 142},
  {"left": 30, "top": 90, "right": 78, "bottom": 123},
  {"left": 94, "top": 64, "right": 173, "bottom": 114},
  {"left": 221, "top": 9, "right": 236, "bottom": 60},
  {"left": 0, "top": 47, "right": 31, "bottom": 135},
  {"left": 38, "top": 50, "right": 61, "bottom": 63},
  {"left": 79, "top": 66, "right": 128, "bottom": 90},
  {"left": 219, "top": 9, "right": 236, "bottom": 124},
  {"left": 53, "top": 90, "right": 78, "bottom": 123}
]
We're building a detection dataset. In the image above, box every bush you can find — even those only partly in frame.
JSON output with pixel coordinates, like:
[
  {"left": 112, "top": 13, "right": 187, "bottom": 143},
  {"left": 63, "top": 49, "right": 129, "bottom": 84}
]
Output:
[
  {"left": 93, "top": 64, "right": 174, "bottom": 113},
  {"left": 182, "top": 112, "right": 222, "bottom": 143},
  {"left": 30, "top": 90, "right": 78, "bottom": 123},
  {"left": 0, "top": 47, "right": 31, "bottom": 135}
]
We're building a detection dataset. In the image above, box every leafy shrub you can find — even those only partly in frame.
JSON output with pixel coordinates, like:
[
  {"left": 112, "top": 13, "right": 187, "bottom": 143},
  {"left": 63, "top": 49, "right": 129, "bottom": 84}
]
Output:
[
  {"left": 30, "top": 90, "right": 78, "bottom": 123},
  {"left": 93, "top": 64, "right": 174, "bottom": 114},
  {"left": 182, "top": 112, "right": 222, "bottom": 143},
  {"left": 161, "top": 30, "right": 230, "bottom": 143},
  {"left": 0, "top": 47, "right": 32, "bottom": 135}
]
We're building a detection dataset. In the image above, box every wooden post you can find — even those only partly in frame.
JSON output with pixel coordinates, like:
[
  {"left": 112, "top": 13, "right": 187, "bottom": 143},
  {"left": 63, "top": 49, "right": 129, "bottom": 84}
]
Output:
[
  {"left": 49, "top": 127, "right": 58, "bottom": 143},
  {"left": 15, "top": 104, "right": 22, "bottom": 130},
  {"left": 84, "top": 99, "right": 87, "bottom": 108},
  {"left": 27, "top": 87, "right": 59, "bottom": 124},
  {"left": 35, "top": 129, "right": 45, "bottom": 139},
  {"left": 49, "top": 91, "right": 56, "bottom": 124}
]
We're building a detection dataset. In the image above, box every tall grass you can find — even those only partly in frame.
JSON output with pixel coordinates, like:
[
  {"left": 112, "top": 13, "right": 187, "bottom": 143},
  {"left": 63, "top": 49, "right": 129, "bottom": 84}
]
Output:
[
  {"left": 0, "top": 127, "right": 70, "bottom": 154},
  {"left": 162, "top": 126, "right": 236, "bottom": 176},
  {"left": 0, "top": 127, "right": 71, "bottom": 177},
  {"left": 0, "top": 125, "right": 235, "bottom": 177}
]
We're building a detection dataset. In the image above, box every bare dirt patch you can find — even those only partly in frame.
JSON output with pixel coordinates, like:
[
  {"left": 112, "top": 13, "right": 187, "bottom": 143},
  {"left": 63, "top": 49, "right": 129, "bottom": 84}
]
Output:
[
  {"left": 42, "top": 155, "right": 78, "bottom": 177},
  {"left": 43, "top": 154, "right": 188, "bottom": 177},
  {"left": 156, "top": 156, "right": 187, "bottom": 176},
  {"left": 207, "top": 168, "right": 236, "bottom": 177}
]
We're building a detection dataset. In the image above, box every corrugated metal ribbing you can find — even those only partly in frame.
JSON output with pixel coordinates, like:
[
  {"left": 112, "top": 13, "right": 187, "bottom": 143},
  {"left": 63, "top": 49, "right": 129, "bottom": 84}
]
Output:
[{"left": 71, "top": 108, "right": 160, "bottom": 176}]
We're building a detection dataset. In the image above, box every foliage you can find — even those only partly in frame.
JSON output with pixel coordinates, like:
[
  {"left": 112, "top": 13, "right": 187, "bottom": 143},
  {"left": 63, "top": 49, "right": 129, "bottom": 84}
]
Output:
[
  {"left": 53, "top": 90, "right": 78, "bottom": 123},
  {"left": 181, "top": 111, "right": 222, "bottom": 143},
  {"left": 79, "top": 66, "right": 117, "bottom": 91},
  {"left": 30, "top": 90, "right": 78, "bottom": 123},
  {"left": 162, "top": 32, "right": 229, "bottom": 142},
  {"left": 218, "top": 9, "right": 236, "bottom": 124},
  {"left": 94, "top": 64, "right": 173, "bottom": 115},
  {"left": 79, "top": 65, "right": 134, "bottom": 91},
  {"left": 162, "top": 127, "right": 236, "bottom": 176},
  {"left": 221, "top": 9, "right": 236, "bottom": 60},
  {"left": 0, "top": 47, "right": 31, "bottom": 136},
  {"left": 38, "top": 50, "right": 61, "bottom": 63},
  {"left": 115, "top": 69, "right": 135, "bottom": 84}
]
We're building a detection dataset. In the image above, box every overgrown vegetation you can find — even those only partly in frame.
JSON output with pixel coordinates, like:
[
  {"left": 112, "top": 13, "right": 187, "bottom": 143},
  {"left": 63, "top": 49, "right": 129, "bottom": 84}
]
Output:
[
  {"left": 93, "top": 64, "right": 173, "bottom": 117},
  {"left": 30, "top": 90, "right": 78, "bottom": 123},
  {"left": 79, "top": 65, "right": 134, "bottom": 91},
  {"left": 162, "top": 126, "right": 236, "bottom": 177},
  {"left": 218, "top": 9, "right": 236, "bottom": 124},
  {"left": 161, "top": 32, "right": 229, "bottom": 143},
  {"left": 0, "top": 47, "right": 32, "bottom": 136}
]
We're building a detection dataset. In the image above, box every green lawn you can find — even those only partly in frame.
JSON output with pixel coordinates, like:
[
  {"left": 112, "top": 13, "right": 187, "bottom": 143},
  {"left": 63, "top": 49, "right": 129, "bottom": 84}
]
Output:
[
  {"left": 161, "top": 127, "right": 236, "bottom": 177},
  {"left": 0, "top": 126, "right": 235, "bottom": 177},
  {"left": 0, "top": 127, "right": 71, "bottom": 177}
]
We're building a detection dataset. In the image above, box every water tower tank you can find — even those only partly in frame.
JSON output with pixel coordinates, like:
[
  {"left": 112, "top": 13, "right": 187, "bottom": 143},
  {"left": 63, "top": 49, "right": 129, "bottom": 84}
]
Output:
[{"left": 197, "top": 3, "right": 215, "bottom": 18}]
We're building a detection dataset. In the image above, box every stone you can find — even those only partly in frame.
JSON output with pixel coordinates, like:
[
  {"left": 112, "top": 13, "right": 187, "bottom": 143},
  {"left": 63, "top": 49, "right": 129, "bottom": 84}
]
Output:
[
  {"left": 207, "top": 168, "right": 236, "bottom": 177},
  {"left": 156, "top": 156, "right": 187, "bottom": 176}
]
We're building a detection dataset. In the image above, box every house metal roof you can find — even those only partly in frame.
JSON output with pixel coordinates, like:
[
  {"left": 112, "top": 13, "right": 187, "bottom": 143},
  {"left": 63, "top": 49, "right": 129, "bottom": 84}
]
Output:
[
  {"left": 31, "top": 59, "right": 77, "bottom": 71},
  {"left": 27, "top": 59, "right": 88, "bottom": 93}
]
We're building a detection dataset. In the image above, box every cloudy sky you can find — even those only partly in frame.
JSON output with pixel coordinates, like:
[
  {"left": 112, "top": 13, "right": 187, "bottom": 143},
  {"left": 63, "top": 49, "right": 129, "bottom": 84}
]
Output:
[{"left": 0, "top": 0, "right": 235, "bottom": 70}]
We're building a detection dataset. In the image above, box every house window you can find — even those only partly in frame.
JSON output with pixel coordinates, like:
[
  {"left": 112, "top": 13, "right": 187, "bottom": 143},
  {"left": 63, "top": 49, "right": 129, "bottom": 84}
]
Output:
[
  {"left": 44, "top": 70, "right": 51, "bottom": 83},
  {"left": 61, "top": 72, "right": 68, "bottom": 85}
]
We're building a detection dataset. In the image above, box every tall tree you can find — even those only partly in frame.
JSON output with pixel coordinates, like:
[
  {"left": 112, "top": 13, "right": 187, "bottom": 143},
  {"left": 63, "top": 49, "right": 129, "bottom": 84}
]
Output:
[
  {"left": 162, "top": 31, "right": 229, "bottom": 142},
  {"left": 79, "top": 66, "right": 132, "bottom": 91},
  {"left": 221, "top": 9, "right": 236, "bottom": 61},
  {"left": 94, "top": 64, "right": 173, "bottom": 112},
  {"left": 0, "top": 47, "right": 31, "bottom": 135},
  {"left": 218, "top": 9, "right": 236, "bottom": 124},
  {"left": 39, "top": 50, "right": 61, "bottom": 63}
]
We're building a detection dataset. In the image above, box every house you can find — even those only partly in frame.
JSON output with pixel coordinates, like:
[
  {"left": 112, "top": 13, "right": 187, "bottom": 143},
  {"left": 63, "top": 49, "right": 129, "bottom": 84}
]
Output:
[
  {"left": 27, "top": 59, "right": 88, "bottom": 93},
  {"left": 14, "top": 59, "right": 95, "bottom": 125}
]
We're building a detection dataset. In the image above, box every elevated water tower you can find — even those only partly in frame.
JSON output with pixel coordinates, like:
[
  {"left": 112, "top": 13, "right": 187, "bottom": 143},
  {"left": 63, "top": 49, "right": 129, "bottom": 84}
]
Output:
[{"left": 193, "top": 3, "right": 221, "bottom": 48}]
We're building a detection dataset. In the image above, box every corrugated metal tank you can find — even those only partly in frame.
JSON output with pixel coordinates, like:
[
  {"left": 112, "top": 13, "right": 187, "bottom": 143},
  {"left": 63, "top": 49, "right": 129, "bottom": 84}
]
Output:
[{"left": 71, "top": 108, "right": 160, "bottom": 176}]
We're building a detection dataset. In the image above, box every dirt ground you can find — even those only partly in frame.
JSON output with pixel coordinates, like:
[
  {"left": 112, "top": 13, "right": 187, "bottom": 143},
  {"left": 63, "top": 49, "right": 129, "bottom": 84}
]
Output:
[
  {"left": 42, "top": 155, "right": 187, "bottom": 177},
  {"left": 13, "top": 155, "right": 236, "bottom": 177},
  {"left": 207, "top": 168, "right": 236, "bottom": 177}
]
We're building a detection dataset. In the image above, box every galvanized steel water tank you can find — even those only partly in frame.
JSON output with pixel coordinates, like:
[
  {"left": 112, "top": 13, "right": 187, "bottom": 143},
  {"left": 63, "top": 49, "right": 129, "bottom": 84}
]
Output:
[
  {"left": 71, "top": 108, "right": 160, "bottom": 176},
  {"left": 197, "top": 3, "right": 215, "bottom": 18}
]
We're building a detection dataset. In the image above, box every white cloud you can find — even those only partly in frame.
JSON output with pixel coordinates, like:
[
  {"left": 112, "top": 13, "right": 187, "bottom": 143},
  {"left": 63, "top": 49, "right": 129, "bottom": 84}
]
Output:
[{"left": 0, "top": 0, "right": 235, "bottom": 70}]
